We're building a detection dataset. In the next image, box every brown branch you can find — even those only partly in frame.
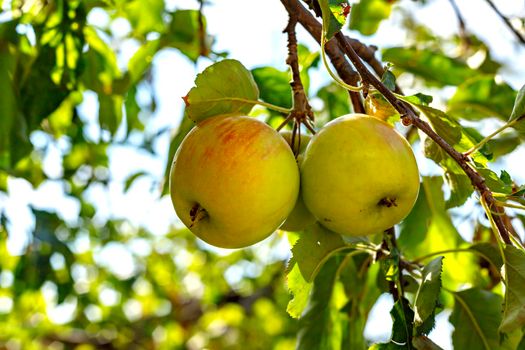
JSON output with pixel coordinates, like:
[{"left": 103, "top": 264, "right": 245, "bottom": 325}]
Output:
[
  {"left": 282, "top": 11, "right": 317, "bottom": 142},
  {"left": 333, "top": 32, "right": 512, "bottom": 244},
  {"left": 447, "top": 0, "right": 470, "bottom": 50},
  {"left": 285, "top": 13, "right": 314, "bottom": 121},
  {"left": 197, "top": 0, "right": 209, "bottom": 56},
  {"left": 280, "top": 0, "right": 364, "bottom": 114},
  {"left": 484, "top": 0, "right": 525, "bottom": 45}
]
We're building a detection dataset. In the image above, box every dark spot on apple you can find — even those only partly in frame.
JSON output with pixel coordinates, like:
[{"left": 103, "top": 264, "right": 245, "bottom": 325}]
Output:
[
  {"left": 378, "top": 197, "right": 397, "bottom": 208},
  {"left": 189, "top": 203, "right": 208, "bottom": 227},
  {"left": 323, "top": 218, "right": 332, "bottom": 222}
]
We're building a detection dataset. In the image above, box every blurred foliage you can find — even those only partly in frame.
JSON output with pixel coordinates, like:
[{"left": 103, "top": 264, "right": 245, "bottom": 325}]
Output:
[{"left": 1, "top": 0, "right": 525, "bottom": 349}]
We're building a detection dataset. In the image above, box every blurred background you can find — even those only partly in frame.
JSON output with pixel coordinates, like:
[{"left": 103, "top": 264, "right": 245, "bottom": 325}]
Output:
[{"left": 1, "top": 0, "right": 525, "bottom": 349}]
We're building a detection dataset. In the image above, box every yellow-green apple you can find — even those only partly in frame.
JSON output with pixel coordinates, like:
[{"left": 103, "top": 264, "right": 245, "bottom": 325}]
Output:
[
  {"left": 278, "top": 131, "right": 316, "bottom": 231},
  {"left": 170, "top": 115, "right": 299, "bottom": 248},
  {"left": 300, "top": 113, "right": 419, "bottom": 236}
]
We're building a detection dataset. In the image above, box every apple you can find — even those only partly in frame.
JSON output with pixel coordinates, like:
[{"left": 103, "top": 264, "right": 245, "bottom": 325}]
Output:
[
  {"left": 170, "top": 115, "right": 300, "bottom": 248},
  {"left": 279, "top": 131, "right": 316, "bottom": 231},
  {"left": 300, "top": 113, "right": 419, "bottom": 236}
]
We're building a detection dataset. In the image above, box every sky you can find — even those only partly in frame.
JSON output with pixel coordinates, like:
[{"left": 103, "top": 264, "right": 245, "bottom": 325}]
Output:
[{"left": 1, "top": 0, "right": 525, "bottom": 348}]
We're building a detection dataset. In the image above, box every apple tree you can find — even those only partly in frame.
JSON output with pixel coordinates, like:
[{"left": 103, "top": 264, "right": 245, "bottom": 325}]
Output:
[{"left": 1, "top": 0, "right": 525, "bottom": 349}]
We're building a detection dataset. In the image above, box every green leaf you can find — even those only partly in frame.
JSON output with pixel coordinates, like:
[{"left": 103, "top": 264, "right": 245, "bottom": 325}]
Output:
[
  {"left": 124, "top": 86, "right": 144, "bottom": 135},
  {"left": 317, "top": 82, "right": 351, "bottom": 118},
  {"left": 251, "top": 67, "right": 292, "bottom": 109},
  {"left": 415, "top": 309, "right": 437, "bottom": 336},
  {"left": 82, "top": 27, "right": 121, "bottom": 94},
  {"left": 185, "top": 59, "right": 259, "bottom": 123},
  {"left": 12, "top": 155, "right": 46, "bottom": 188},
  {"left": 291, "top": 223, "right": 348, "bottom": 282},
  {"left": 124, "top": 171, "right": 147, "bottom": 193},
  {"left": 500, "top": 170, "right": 512, "bottom": 185},
  {"left": 0, "top": 38, "right": 31, "bottom": 168},
  {"left": 47, "top": 91, "right": 83, "bottom": 137},
  {"left": 63, "top": 142, "right": 109, "bottom": 171},
  {"left": 402, "top": 93, "right": 433, "bottom": 106},
  {"left": 296, "top": 256, "right": 344, "bottom": 350},
  {"left": 20, "top": 44, "right": 70, "bottom": 131},
  {"left": 500, "top": 245, "right": 525, "bottom": 333},
  {"left": 286, "top": 258, "right": 313, "bottom": 319},
  {"left": 373, "top": 298, "right": 415, "bottom": 349},
  {"left": 349, "top": 0, "right": 393, "bottom": 36},
  {"left": 0, "top": 171, "right": 7, "bottom": 192},
  {"left": 448, "top": 76, "right": 516, "bottom": 121},
  {"left": 98, "top": 93, "right": 123, "bottom": 135},
  {"left": 415, "top": 104, "right": 462, "bottom": 147},
  {"left": 399, "top": 177, "right": 477, "bottom": 289},
  {"left": 382, "top": 47, "right": 477, "bottom": 87},
  {"left": 510, "top": 84, "right": 525, "bottom": 134},
  {"left": 510, "top": 84, "right": 525, "bottom": 122},
  {"left": 166, "top": 9, "right": 212, "bottom": 61},
  {"left": 14, "top": 210, "right": 74, "bottom": 301},
  {"left": 414, "top": 257, "right": 443, "bottom": 326},
  {"left": 475, "top": 167, "right": 513, "bottom": 194},
  {"left": 381, "top": 69, "right": 397, "bottom": 91},
  {"left": 319, "top": 0, "right": 349, "bottom": 40},
  {"left": 443, "top": 168, "right": 473, "bottom": 209},
  {"left": 470, "top": 242, "right": 503, "bottom": 270},
  {"left": 486, "top": 134, "right": 521, "bottom": 159},
  {"left": 340, "top": 256, "right": 380, "bottom": 350},
  {"left": 449, "top": 288, "right": 502, "bottom": 350},
  {"left": 391, "top": 299, "right": 415, "bottom": 347},
  {"left": 123, "top": 0, "right": 165, "bottom": 37},
  {"left": 128, "top": 39, "right": 161, "bottom": 85}
]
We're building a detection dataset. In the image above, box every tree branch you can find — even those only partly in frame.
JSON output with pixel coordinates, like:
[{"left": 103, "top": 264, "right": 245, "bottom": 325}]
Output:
[
  {"left": 284, "top": 13, "right": 314, "bottom": 122},
  {"left": 484, "top": 0, "right": 525, "bottom": 45},
  {"left": 280, "top": 11, "right": 318, "bottom": 145},
  {"left": 197, "top": 0, "right": 209, "bottom": 56},
  {"left": 447, "top": 0, "right": 470, "bottom": 49}
]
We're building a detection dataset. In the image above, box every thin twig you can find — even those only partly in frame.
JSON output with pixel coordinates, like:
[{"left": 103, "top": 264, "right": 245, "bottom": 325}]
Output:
[
  {"left": 280, "top": 0, "right": 364, "bottom": 114},
  {"left": 197, "top": 0, "right": 209, "bottom": 56},
  {"left": 484, "top": 0, "right": 525, "bottom": 45},
  {"left": 447, "top": 0, "right": 470, "bottom": 50},
  {"left": 284, "top": 13, "right": 314, "bottom": 123}
]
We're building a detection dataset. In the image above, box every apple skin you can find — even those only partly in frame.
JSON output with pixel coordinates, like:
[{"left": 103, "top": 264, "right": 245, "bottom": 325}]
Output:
[
  {"left": 279, "top": 131, "right": 316, "bottom": 232},
  {"left": 170, "top": 115, "right": 300, "bottom": 248},
  {"left": 300, "top": 113, "right": 420, "bottom": 236}
]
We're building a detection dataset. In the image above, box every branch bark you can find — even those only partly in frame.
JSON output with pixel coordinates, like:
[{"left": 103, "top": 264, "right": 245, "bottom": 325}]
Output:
[
  {"left": 484, "top": 0, "right": 525, "bottom": 45},
  {"left": 447, "top": 0, "right": 470, "bottom": 50},
  {"left": 284, "top": 13, "right": 314, "bottom": 123},
  {"left": 280, "top": 0, "right": 364, "bottom": 113}
]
